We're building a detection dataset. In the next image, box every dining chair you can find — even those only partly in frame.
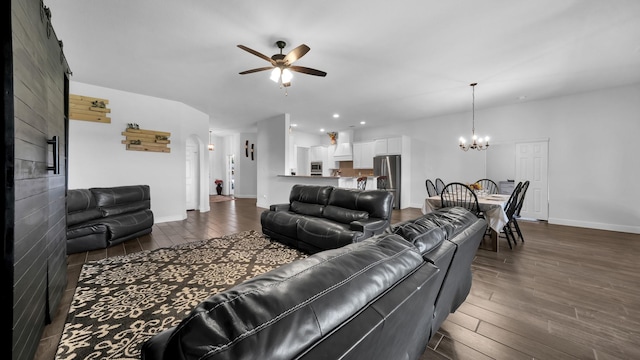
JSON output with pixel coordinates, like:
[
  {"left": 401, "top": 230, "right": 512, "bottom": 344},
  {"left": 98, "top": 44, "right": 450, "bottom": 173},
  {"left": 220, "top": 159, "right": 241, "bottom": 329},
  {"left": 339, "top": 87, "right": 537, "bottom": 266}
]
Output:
[
  {"left": 500, "top": 182, "right": 523, "bottom": 249},
  {"left": 425, "top": 179, "right": 437, "bottom": 197},
  {"left": 435, "top": 178, "right": 446, "bottom": 195},
  {"left": 377, "top": 176, "right": 388, "bottom": 190},
  {"left": 356, "top": 176, "right": 367, "bottom": 190},
  {"left": 475, "top": 178, "right": 499, "bottom": 194},
  {"left": 440, "top": 182, "right": 482, "bottom": 218},
  {"left": 510, "top": 180, "right": 530, "bottom": 243}
]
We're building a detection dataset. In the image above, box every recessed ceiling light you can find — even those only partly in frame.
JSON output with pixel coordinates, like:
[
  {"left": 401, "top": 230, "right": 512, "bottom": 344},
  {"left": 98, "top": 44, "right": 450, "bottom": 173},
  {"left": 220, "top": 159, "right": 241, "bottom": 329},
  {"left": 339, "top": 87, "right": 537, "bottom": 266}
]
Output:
[
  {"left": 320, "top": 128, "right": 325, "bottom": 132},
  {"left": 360, "top": 121, "right": 366, "bottom": 125},
  {"left": 333, "top": 114, "right": 340, "bottom": 118},
  {"left": 291, "top": 123, "right": 298, "bottom": 127}
]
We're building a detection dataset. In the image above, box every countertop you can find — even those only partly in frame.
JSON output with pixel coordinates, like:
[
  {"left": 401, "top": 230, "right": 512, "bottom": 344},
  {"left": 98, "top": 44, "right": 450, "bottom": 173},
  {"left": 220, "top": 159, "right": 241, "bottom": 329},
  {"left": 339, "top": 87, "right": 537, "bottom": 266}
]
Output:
[{"left": 278, "top": 175, "right": 377, "bottom": 179}]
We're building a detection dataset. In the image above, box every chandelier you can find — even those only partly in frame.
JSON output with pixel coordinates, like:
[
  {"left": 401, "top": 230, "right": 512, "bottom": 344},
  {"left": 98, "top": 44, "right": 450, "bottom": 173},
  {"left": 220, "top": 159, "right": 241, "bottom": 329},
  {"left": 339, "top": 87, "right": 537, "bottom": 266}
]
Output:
[{"left": 459, "top": 83, "right": 490, "bottom": 151}]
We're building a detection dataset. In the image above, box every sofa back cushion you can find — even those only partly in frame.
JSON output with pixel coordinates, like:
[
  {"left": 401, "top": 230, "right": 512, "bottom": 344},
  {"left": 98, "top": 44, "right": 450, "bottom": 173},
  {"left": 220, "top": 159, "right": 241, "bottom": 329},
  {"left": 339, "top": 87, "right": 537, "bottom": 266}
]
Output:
[
  {"left": 428, "top": 207, "right": 479, "bottom": 238},
  {"left": 322, "top": 205, "right": 369, "bottom": 224},
  {"left": 289, "top": 184, "right": 333, "bottom": 205},
  {"left": 327, "top": 188, "right": 393, "bottom": 219},
  {"left": 290, "top": 201, "right": 325, "bottom": 217},
  {"left": 67, "top": 189, "right": 102, "bottom": 226},
  {"left": 390, "top": 222, "right": 447, "bottom": 256},
  {"left": 161, "top": 235, "right": 424, "bottom": 360},
  {"left": 91, "top": 185, "right": 150, "bottom": 206}
]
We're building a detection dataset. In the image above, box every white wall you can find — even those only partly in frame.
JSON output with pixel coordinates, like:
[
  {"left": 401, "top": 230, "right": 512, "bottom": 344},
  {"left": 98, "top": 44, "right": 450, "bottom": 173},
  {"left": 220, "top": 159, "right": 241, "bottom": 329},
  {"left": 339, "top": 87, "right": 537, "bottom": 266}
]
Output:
[
  {"left": 68, "top": 82, "right": 210, "bottom": 223},
  {"left": 350, "top": 83, "right": 640, "bottom": 234},
  {"left": 256, "top": 114, "right": 290, "bottom": 209},
  {"left": 235, "top": 132, "right": 258, "bottom": 198}
]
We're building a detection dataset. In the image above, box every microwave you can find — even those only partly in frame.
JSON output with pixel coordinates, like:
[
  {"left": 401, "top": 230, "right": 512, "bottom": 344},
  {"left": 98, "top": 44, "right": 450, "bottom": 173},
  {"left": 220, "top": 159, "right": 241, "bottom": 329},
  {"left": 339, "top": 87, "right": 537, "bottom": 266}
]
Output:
[{"left": 310, "top": 162, "right": 323, "bottom": 175}]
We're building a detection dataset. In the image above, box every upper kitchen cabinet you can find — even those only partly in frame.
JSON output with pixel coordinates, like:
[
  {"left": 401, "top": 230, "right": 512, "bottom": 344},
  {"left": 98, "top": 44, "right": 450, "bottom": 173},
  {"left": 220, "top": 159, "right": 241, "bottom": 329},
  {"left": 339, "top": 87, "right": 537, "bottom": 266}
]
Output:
[
  {"left": 374, "top": 137, "right": 403, "bottom": 155},
  {"left": 309, "top": 145, "right": 327, "bottom": 162},
  {"left": 353, "top": 141, "right": 374, "bottom": 169}
]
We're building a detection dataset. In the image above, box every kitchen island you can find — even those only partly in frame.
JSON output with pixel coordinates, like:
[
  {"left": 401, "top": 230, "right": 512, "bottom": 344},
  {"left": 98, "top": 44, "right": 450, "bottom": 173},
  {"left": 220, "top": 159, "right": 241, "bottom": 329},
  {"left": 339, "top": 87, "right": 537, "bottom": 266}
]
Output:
[{"left": 277, "top": 175, "right": 378, "bottom": 190}]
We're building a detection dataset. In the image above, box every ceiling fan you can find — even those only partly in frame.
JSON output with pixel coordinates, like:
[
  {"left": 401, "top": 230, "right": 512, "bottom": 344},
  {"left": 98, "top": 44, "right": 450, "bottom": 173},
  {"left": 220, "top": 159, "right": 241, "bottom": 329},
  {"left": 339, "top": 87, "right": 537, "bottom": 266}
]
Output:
[{"left": 237, "top": 40, "right": 327, "bottom": 88}]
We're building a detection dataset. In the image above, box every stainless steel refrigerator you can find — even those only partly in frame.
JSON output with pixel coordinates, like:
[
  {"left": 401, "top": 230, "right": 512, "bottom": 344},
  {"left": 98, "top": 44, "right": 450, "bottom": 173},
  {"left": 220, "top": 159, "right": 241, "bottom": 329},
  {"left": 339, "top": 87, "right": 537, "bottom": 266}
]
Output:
[{"left": 373, "top": 155, "right": 401, "bottom": 209}]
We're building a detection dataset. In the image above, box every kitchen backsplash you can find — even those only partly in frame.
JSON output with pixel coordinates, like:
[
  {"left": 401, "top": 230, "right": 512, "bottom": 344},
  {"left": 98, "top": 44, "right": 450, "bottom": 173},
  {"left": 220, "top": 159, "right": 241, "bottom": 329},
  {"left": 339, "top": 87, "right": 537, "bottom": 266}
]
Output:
[{"left": 331, "top": 161, "right": 374, "bottom": 177}]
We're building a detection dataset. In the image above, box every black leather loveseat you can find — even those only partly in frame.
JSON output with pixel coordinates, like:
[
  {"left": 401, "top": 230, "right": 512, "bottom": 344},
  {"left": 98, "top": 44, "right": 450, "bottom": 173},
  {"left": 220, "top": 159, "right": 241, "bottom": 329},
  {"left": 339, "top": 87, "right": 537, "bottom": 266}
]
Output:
[
  {"left": 260, "top": 184, "right": 394, "bottom": 253},
  {"left": 141, "top": 207, "right": 487, "bottom": 360},
  {"left": 66, "top": 185, "right": 154, "bottom": 254}
]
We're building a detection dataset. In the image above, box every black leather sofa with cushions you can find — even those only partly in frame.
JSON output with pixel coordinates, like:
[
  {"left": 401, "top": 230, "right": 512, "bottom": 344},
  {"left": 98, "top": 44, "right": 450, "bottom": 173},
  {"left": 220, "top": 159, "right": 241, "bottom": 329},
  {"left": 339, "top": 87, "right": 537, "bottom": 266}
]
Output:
[
  {"left": 260, "top": 184, "right": 394, "bottom": 254},
  {"left": 66, "top": 185, "right": 154, "bottom": 254},
  {"left": 141, "top": 206, "right": 486, "bottom": 360},
  {"left": 142, "top": 235, "right": 442, "bottom": 360},
  {"left": 386, "top": 206, "right": 487, "bottom": 339}
]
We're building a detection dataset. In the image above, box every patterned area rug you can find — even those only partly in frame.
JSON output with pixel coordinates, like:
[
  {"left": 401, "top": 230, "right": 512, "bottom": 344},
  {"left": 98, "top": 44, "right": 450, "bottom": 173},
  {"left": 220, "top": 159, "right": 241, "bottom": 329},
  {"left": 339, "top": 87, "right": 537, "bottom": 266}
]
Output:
[{"left": 55, "top": 230, "right": 306, "bottom": 359}]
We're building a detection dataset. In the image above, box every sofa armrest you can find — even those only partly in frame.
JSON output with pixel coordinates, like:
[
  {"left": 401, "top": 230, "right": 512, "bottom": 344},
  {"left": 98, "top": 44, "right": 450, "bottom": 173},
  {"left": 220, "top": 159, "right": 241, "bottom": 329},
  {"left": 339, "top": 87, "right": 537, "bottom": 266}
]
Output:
[
  {"left": 350, "top": 218, "right": 389, "bottom": 236},
  {"left": 269, "top": 203, "right": 290, "bottom": 212}
]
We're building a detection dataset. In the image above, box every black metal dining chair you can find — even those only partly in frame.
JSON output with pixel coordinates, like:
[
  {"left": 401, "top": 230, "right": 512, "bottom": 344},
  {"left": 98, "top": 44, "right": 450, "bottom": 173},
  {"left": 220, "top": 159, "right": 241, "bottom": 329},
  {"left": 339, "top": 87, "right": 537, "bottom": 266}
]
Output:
[
  {"left": 500, "top": 181, "right": 523, "bottom": 249},
  {"left": 357, "top": 176, "right": 367, "bottom": 190},
  {"left": 510, "top": 180, "right": 530, "bottom": 243},
  {"left": 435, "top": 178, "right": 446, "bottom": 195},
  {"left": 475, "top": 178, "right": 499, "bottom": 194},
  {"left": 440, "top": 182, "right": 482, "bottom": 218},
  {"left": 425, "top": 179, "right": 437, "bottom": 197}
]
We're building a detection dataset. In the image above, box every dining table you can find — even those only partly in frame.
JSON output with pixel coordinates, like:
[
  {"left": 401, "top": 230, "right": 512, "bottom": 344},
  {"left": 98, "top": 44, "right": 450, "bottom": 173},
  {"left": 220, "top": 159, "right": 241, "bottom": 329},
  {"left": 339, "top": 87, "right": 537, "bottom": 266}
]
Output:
[{"left": 422, "top": 193, "right": 511, "bottom": 252}]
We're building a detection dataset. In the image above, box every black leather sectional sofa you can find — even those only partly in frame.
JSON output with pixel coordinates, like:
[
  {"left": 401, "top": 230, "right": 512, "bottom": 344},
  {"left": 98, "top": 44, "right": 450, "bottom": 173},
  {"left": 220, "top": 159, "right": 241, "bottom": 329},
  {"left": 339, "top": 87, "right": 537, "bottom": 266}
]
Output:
[
  {"left": 141, "top": 205, "right": 486, "bottom": 360},
  {"left": 260, "top": 184, "right": 394, "bottom": 253},
  {"left": 66, "top": 185, "right": 154, "bottom": 254}
]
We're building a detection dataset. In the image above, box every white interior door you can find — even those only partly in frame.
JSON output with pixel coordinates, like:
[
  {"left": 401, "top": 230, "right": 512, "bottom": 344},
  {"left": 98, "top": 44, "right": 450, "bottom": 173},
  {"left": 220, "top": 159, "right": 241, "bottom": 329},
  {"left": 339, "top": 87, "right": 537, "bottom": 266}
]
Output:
[
  {"left": 515, "top": 140, "right": 549, "bottom": 220},
  {"left": 186, "top": 141, "right": 198, "bottom": 210}
]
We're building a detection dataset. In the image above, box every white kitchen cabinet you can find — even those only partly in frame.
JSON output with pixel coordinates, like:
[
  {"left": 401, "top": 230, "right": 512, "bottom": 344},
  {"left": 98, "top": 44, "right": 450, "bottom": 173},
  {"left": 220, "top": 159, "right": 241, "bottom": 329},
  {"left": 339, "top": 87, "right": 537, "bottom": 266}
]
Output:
[
  {"left": 387, "top": 137, "right": 402, "bottom": 155},
  {"left": 309, "top": 145, "right": 327, "bottom": 162},
  {"left": 338, "top": 177, "right": 357, "bottom": 189},
  {"left": 353, "top": 141, "right": 374, "bottom": 169},
  {"left": 374, "top": 137, "right": 402, "bottom": 155},
  {"left": 374, "top": 139, "right": 387, "bottom": 155}
]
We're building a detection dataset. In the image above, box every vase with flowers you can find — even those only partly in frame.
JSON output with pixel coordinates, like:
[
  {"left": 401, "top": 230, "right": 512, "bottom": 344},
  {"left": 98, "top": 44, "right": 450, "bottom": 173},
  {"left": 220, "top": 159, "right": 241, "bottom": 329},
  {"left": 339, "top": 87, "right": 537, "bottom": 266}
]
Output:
[{"left": 215, "top": 179, "right": 223, "bottom": 195}]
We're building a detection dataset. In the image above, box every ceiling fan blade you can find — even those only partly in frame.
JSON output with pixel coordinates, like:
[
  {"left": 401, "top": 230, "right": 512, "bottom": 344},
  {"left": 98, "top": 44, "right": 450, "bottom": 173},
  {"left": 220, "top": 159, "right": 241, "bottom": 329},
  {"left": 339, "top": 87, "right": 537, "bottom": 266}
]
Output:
[
  {"left": 237, "top": 45, "right": 277, "bottom": 66},
  {"left": 283, "top": 44, "right": 310, "bottom": 65},
  {"left": 239, "top": 66, "right": 274, "bottom": 75},
  {"left": 289, "top": 66, "right": 327, "bottom": 77}
]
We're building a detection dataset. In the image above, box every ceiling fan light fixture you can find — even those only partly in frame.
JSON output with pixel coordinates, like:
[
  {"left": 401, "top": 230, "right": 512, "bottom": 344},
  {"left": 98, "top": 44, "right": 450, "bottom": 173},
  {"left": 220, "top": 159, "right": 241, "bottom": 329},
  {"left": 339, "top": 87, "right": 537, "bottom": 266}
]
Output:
[
  {"left": 281, "top": 68, "right": 293, "bottom": 83},
  {"left": 270, "top": 68, "right": 281, "bottom": 82},
  {"left": 237, "top": 41, "right": 326, "bottom": 91}
]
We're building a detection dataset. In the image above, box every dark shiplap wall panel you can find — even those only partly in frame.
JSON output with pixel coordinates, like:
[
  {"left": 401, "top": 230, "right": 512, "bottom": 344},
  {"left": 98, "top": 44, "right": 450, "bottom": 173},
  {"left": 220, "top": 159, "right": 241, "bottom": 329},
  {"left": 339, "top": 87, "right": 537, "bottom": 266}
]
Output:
[{"left": 10, "top": 0, "right": 69, "bottom": 358}]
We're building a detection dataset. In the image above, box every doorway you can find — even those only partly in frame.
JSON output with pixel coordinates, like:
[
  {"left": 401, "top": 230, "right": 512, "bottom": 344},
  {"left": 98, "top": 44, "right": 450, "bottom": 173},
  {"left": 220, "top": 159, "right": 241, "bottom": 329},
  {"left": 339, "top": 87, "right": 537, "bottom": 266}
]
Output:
[{"left": 227, "top": 154, "right": 235, "bottom": 196}]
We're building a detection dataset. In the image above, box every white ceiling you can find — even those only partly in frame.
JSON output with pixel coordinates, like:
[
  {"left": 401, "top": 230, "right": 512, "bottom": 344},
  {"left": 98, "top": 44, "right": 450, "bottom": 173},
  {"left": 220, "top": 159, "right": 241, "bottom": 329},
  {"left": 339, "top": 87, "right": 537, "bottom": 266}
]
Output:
[{"left": 47, "top": 0, "right": 640, "bottom": 135}]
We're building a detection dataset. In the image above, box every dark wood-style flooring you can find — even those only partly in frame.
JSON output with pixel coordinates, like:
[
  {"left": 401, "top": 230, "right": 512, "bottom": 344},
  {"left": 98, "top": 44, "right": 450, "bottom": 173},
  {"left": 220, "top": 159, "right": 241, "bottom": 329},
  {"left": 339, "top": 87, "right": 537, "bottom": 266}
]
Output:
[{"left": 35, "top": 197, "right": 640, "bottom": 360}]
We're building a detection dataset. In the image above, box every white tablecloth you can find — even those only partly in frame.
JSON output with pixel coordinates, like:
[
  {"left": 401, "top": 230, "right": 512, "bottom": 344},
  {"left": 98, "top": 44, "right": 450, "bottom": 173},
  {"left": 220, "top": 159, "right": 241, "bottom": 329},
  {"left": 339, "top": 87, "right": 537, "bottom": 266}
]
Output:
[{"left": 422, "top": 194, "right": 510, "bottom": 232}]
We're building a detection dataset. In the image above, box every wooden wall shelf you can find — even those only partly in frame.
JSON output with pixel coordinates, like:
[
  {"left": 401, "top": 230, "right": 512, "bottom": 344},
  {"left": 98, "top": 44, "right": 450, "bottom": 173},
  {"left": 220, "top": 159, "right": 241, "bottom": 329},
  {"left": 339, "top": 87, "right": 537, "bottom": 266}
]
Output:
[
  {"left": 69, "top": 94, "right": 111, "bottom": 123},
  {"left": 122, "top": 128, "right": 171, "bottom": 153}
]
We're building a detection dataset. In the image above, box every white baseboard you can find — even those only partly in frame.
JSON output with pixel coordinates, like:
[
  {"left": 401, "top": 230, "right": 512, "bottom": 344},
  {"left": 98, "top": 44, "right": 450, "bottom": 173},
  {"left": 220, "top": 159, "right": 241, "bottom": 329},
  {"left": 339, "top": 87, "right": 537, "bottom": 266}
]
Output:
[
  {"left": 155, "top": 213, "right": 187, "bottom": 224},
  {"left": 548, "top": 218, "right": 640, "bottom": 234}
]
